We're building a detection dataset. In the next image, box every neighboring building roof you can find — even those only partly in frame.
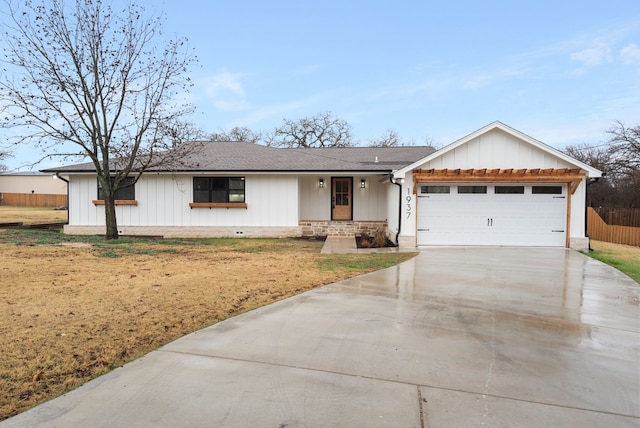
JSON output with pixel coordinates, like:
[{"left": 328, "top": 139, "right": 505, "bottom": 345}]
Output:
[
  {"left": 0, "top": 171, "right": 51, "bottom": 176},
  {"left": 41, "top": 142, "right": 437, "bottom": 174}
]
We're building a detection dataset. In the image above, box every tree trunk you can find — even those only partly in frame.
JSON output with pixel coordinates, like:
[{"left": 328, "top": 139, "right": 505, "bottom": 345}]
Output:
[{"left": 103, "top": 193, "right": 119, "bottom": 240}]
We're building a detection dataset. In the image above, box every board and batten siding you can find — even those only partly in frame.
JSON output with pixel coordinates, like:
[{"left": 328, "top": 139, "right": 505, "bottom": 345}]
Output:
[
  {"left": 298, "top": 175, "right": 389, "bottom": 221},
  {"left": 424, "top": 129, "right": 576, "bottom": 170},
  {"left": 68, "top": 174, "right": 298, "bottom": 228}
]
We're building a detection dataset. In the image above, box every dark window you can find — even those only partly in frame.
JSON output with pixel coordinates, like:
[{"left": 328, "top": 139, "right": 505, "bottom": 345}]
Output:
[
  {"left": 97, "top": 177, "right": 135, "bottom": 200},
  {"left": 532, "top": 186, "right": 562, "bottom": 195},
  {"left": 193, "top": 177, "right": 245, "bottom": 203},
  {"left": 421, "top": 185, "right": 450, "bottom": 194},
  {"left": 495, "top": 186, "right": 524, "bottom": 194},
  {"left": 458, "top": 186, "right": 487, "bottom": 194}
]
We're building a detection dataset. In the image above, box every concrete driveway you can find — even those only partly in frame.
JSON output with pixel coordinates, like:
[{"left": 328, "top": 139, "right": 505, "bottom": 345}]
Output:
[{"left": 2, "top": 248, "right": 639, "bottom": 427}]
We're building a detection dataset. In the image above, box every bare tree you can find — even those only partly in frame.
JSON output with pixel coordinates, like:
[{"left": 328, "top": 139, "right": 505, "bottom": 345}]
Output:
[
  {"left": 0, "top": 149, "right": 9, "bottom": 170},
  {"left": 606, "top": 121, "right": 640, "bottom": 207},
  {"left": 607, "top": 121, "right": 640, "bottom": 176},
  {"left": 564, "top": 123, "right": 640, "bottom": 208},
  {"left": 368, "top": 129, "right": 401, "bottom": 147},
  {"left": 422, "top": 135, "right": 436, "bottom": 148},
  {"left": 0, "top": 0, "right": 197, "bottom": 239},
  {"left": 564, "top": 143, "right": 616, "bottom": 206},
  {"left": 266, "top": 111, "right": 354, "bottom": 148},
  {"left": 209, "top": 126, "right": 261, "bottom": 144},
  {"left": 564, "top": 143, "right": 611, "bottom": 172},
  {"left": 163, "top": 121, "right": 208, "bottom": 143}
]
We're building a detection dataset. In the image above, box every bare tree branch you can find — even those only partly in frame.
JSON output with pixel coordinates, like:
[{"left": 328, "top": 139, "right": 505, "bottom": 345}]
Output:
[
  {"left": 564, "top": 124, "right": 640, "bottom": 208},
  {"left": 368, "top": 129, "right": 401, "bottom": 147},
  {"left": 607, "top": 120, "right": 640, "bottom": 174},
  {"left": 267, "top": 111, "right": 354, "bottom": 148},
  {"left": 209, "top": 126, "right": 261, "bottom": 144}
]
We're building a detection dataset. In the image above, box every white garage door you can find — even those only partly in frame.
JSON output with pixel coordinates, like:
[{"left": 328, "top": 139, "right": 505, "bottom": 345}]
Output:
[{"left": 417, "top": 184, "right": 567, "bottom": 246}]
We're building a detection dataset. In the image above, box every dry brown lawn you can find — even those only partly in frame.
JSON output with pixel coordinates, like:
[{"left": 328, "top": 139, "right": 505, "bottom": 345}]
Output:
[
  {"left": 0, "top": 206, "right": 67, "bottom": 224},
  {"left": 0, "top": 226, "right": 415, "bottom": 421},
  {"left": 589, "top": 239, "right": 640, "bottom": 262}
]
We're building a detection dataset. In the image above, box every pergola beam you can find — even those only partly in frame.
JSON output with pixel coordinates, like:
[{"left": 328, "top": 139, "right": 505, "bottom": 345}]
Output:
[{"left": 413, "top": 168, "right": 585, "bottom": 194}]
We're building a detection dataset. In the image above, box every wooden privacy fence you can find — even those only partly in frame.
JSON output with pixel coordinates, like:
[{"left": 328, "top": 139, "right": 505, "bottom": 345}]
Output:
[
  {"left": 0, "top": 193, "right": 68, "bottom": 208},
  {"left": 588, "top": 207, "right": 640, "bottom": 246},
  {"left": 593, "top": 207, "right": 640, "bottom": 227}
]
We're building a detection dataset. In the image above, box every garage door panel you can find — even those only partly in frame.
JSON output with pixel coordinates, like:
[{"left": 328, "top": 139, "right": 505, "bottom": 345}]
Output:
[{"left": 417, "top": 184, "right": 567, "bottom": 247}]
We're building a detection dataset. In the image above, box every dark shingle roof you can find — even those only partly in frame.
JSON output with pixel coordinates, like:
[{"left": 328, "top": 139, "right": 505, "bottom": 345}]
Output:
[{"left": 42, "top": 142, "right": 436, "bottom": 173}]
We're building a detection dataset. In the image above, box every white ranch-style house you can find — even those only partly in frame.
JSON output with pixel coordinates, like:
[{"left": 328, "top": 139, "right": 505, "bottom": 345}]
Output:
[{"left": 43, "top": 122, "right": 602, "bottom": 250}]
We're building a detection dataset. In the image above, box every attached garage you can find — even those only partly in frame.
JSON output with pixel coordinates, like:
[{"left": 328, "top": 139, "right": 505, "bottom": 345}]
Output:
[
  {"left": 392, "top": 122, "right": 603, "bottom": 251},
  {"left": 417, "top": 183, "right": 567, "bottom": 246}
]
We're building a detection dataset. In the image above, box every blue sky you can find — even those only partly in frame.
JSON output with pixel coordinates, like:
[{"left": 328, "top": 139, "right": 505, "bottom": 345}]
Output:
[{"left": 3, "top": 0, "right": 640, "bottom": 169}]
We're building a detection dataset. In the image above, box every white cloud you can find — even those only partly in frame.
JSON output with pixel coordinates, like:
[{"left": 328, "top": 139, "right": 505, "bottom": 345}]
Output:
[
  {"left": 570, "top": 41, "right": 613, "bottom": 67},
  {"left": 201, "top": 69, "right": 250, "bottom": 111},
  {"left": 620, "top": 43, "right": 640, "bottom": 64}
]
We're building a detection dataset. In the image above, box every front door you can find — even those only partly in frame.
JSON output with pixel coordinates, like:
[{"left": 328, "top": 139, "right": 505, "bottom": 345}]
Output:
[{"left": 332, "top": 177, "right": 352, "bottom": 220}]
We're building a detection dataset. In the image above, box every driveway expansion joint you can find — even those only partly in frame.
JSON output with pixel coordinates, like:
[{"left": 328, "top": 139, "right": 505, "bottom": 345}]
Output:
[{"left": 158, "top": 349, "right": 640, "bottom": 420}]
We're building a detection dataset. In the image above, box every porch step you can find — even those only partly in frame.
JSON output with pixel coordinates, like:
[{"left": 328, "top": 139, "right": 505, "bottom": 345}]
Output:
[
  {"left": 326, "top": 222, "right": 355, "bottom": 236},
  {"left": 321, "top": 236, "right": 357, "bottom": 254}
]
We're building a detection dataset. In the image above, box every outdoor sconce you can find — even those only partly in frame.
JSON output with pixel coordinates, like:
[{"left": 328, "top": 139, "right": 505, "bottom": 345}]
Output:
[
  {"left": 360, "top": 179, "right": 366, "bottom": 188},
  {"left": 319, "top": 178, "right": 324, "bottom": 188}
]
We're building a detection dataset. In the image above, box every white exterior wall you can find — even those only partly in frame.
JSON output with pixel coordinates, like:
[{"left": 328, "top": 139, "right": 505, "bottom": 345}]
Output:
[
  {"left": 570, "top": 179, "right": 588, "bottom": 248},
  {"left": 298, "top": 175, "right": 389, "bottom": 221},
  {"left": 386, "top": 181, "right": 400, "bottom": 239},
  {"left": 353, "top": 175, "right": 388, "bottom": 221},
  {"left": 67, "top": 174, "right": 299, "bottom": 234},
  {"left": 398, "top": 175, "right": 416, "bottom": 248},
  {"left": 0, "top": 174, "right": 67, "bottom": 194},
  {"left": 299, "top": 175, "right": 330, "bottom": 220}
]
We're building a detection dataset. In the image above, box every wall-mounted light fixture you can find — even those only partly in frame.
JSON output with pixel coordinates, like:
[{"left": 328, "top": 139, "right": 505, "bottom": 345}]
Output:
[
  {"left": 319, "top": 178, "right": 324, "bottom": 188},
  {"left": 360, "top": 179, "right": 366, "bottom": 188}
]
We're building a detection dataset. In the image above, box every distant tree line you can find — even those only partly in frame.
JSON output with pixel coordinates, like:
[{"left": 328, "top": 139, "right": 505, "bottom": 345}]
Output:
[
  {"left": 564, "top": 121, "right": 640, "bottom": 208},
  {"left": 207, "top": 111, "right": 433, "bottom": 148}
]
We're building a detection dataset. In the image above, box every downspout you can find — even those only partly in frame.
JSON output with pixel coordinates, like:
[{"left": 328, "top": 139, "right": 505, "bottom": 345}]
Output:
[
  {"left": 390, "top": 174, "right": 403, "bottom": 246},
  {"left": 54, "top": 173, "right": 70, "bottom": 225}
]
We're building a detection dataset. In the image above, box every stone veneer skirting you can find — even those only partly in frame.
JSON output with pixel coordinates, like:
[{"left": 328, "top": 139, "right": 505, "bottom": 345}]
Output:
[
  {"left": 63, "top": 221, "right": 389, "bottom": 239},
  {"left": 63, "top": 225, "right": 303, "bottom": 238},
  {"left": 299, "top": 220, "right": 389, "bottom": 237}
]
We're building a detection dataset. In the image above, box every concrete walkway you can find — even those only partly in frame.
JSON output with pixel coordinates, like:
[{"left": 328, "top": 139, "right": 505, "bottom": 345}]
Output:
[
  {"left": 320, "top": 235, "right": 415, "bottom": 254},
  {"left": 2, "top": 248, "right": 639, "bottom": 427}
]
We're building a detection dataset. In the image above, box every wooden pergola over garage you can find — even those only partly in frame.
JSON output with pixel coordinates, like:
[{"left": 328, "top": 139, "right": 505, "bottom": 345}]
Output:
[{"left": 413, "top": 168, "right": 585, "bottom": 194}]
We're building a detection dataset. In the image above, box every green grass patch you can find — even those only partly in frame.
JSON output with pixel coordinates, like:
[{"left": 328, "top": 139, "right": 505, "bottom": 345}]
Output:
[
  {"left": 98, "top": 249, "right": 120, "bottom": 258},
  {"left": 0, "top": 230, "right": 323, "bottom": 256},
  {"left": 583, "top": 250, "right": 640, "bottom": 283},
  {"left": 319, "top": 253, "right": 417, "bottom": 273}
]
